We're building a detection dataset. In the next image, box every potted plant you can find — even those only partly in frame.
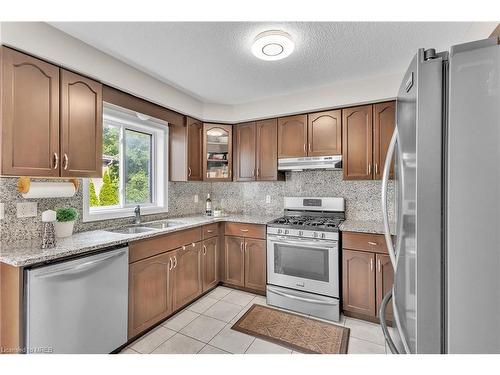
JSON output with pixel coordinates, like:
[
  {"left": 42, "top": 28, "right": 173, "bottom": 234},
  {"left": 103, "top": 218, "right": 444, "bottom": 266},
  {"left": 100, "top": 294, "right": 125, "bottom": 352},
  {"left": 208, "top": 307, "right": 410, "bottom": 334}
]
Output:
[{"left": 55, "top": 207, "right": 78, "bottom": 238}]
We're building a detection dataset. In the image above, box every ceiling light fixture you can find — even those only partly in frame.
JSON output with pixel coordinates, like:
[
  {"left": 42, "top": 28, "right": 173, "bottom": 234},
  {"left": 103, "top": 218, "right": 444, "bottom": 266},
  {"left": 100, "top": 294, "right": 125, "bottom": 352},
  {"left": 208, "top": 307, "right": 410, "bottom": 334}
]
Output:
[{"left": 251, "top": 30, "right": 294, "bottom": 61}]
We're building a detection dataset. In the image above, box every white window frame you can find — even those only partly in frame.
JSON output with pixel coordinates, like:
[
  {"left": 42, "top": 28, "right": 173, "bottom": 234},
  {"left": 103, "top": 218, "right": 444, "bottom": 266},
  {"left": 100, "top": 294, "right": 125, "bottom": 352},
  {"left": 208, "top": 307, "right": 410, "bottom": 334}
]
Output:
[{"left": 82, "top": 103, "right": 168, "bottom": 222}]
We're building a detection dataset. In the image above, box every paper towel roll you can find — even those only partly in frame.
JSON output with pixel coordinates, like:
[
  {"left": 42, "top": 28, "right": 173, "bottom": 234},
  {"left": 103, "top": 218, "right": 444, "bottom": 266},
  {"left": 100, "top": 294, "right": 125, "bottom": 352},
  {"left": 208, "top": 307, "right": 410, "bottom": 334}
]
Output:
[{"left": 22, "top": 182, "right": 76, "bottom": 199}]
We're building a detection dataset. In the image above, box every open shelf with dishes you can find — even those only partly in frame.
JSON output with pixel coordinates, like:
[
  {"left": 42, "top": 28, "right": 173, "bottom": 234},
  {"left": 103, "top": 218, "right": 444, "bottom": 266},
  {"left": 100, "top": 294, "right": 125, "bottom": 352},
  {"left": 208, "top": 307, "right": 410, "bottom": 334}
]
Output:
[{"left": 203, "top": 124, "right": 233, "bottom": 181}]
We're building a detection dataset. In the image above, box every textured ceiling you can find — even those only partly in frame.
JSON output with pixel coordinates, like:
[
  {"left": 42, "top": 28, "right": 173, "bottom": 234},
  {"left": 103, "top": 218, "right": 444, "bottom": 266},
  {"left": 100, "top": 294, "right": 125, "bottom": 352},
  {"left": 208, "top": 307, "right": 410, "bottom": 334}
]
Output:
[{"left": 50, "top": 22, "right": 483, "bottom": 105}]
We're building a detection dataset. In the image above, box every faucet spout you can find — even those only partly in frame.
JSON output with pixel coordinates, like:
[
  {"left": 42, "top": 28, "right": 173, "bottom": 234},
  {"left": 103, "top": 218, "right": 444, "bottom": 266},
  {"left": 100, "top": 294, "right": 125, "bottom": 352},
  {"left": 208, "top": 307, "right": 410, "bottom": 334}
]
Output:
[{"left": 134, "top": 205, "right": 141, "bottom": 225}]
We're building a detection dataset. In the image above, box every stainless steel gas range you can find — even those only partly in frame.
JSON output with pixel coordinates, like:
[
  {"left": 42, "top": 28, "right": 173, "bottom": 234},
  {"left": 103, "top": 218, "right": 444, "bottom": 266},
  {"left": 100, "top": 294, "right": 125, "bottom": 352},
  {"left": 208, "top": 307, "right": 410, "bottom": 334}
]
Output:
[{"left": 266, "top": 197, "right": 345, "bottom": 322}]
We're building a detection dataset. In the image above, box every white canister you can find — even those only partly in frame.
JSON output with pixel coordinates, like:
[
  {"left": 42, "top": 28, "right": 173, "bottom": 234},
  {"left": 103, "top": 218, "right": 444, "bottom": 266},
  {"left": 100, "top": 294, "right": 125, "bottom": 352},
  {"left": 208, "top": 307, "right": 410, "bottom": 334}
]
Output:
[{"left": 54, "top": 221, "right": 75, "bottom": 238}]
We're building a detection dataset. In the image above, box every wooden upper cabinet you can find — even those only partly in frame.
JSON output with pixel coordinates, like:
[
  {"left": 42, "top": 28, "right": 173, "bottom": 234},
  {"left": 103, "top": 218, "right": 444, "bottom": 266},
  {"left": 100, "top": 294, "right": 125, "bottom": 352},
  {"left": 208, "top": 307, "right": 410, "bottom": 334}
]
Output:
[
  {"left": 307, "top": 110, "right": 342, "bottom": 156},
  {"left": 376, "top": 253, "right": 394, "bottom": 323},
  {"left": 60, "top": 69, "right": 102, "bottom": 178},
  {"left": 373, "top": 101, "right": 396, "bottom": 180},
  {"left": 1, "top": 47, "right": 60, "bottom": 176},
  {"left": 277, "top": 114, "right": 307, "bottom": 158},
  {"left": 342, "top": 249, "right": 376, "bottom": 316},
  {"left": 202, "top": 237, "right": 219, "bottom": 291},
  {"left": 224, "top": 235, "right": 245, "bottom": 287},
  {"left": 244, "top": 238, "right": 267, "bottom": 292},
  {"left": 128, "top": 252, "right": 172, "bottom": 338},
  {"left": 234, "top": 122, "right": 256, "bottom": 181},
  {"left": 342, "top": 105, "right": 373, "bottom": 180},
  {"left": 172, "top": 243, "right": 202, "bottom": 311},
  {"left": 187, "top": 117, "right": 203, "bottom": 181},
  {"left": 203, "top": 123, "right": 232, "bottom": 181},
  {"left": 256, "top": 118, "right": 280, "bottom": 181}
]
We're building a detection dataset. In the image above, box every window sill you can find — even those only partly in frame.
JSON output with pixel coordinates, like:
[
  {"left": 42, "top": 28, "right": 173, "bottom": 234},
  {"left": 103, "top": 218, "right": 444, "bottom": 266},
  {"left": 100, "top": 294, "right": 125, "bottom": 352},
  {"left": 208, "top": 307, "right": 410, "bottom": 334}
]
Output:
[{"left": 82, "top": 205, "right": 168, "bottom": 223}]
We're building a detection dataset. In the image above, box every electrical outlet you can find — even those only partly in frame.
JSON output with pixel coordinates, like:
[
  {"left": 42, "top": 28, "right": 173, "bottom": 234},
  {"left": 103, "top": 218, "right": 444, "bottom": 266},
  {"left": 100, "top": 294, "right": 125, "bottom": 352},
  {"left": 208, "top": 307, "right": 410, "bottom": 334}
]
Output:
[
  {"left": 194, "top": 194, "right": 199, "bottom": 203},
  {"left": 0, "top": 203, "right": 4, "bottom": 220},
  {"left": 16, "top": 202, "right": 37, "bottom": 218},
  {"left": 266, "top": 195, "right": 271, "bottom": 204}
]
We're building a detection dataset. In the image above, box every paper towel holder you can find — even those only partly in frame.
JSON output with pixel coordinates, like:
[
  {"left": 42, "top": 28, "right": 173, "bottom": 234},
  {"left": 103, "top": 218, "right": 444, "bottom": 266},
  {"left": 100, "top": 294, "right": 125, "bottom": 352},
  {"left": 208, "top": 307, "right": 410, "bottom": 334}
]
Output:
[{"left": 17, "top": 176, "right": 80, "bottom": 195}]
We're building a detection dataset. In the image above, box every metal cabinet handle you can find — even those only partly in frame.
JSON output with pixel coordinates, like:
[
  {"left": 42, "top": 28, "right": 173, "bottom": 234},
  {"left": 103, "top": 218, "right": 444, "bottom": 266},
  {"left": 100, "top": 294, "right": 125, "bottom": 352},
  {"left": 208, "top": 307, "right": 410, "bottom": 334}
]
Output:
[
  {"left": 168, "top": 257, "right": 173, "bottom": 271},
  {"left": 368, "top": 241, "right": 378, "bottom": 246},
  {"left": 370, "top": 258, "right": 374, "bottom": 271},
  {"left": 377, "top": 259, "right": 381, "bottom": 273},
  {"left": 375, "top": 163, "right": 379, "bottom": 175},
  {"left": 368, "top": 163, "right": 372, "bottom": 175},
  {"left": 63, "top": 153, "right": 69, "bottom": 170},
  {"left": 188, "top": 167, "right": 192, "bottom": 177},
  {"left": 256, "top": 169, "right": 260, "bottom": 178},
  {"left": 173, "top": 256, "right": 177, "bottom": 269},
  {"left": 53, "top": 152, "right": 59, "bottom": 169},
  {"left": 303, "top": 144, "right": 306, "bottom": 152},
  {"left": 244, "top": 242, "right": 248, "bottom": 252},
  {"left": 240, "top": 242, "right": 244, "bottom": 253},
  {"left": 203, "top": 245, "right": 207, "bottom": 255},
  {"left": 252, "top": 169, "right": 255, "bottom": 177},
  {"left": 308, "top": 143, "right": 311, "bottom": 153}
]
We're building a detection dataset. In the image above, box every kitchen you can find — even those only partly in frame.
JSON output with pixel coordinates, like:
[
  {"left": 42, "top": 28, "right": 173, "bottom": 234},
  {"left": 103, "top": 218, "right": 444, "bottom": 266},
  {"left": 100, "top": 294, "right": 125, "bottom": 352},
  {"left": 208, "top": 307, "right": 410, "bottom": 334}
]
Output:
[{"left": 0, "top": 8, "right": 499, "bottom": 370}]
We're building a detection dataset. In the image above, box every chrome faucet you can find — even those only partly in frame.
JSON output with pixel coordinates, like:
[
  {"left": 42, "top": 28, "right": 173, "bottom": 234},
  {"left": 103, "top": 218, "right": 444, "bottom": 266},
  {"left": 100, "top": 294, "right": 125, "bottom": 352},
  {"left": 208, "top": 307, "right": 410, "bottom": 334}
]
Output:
[{"left": 134, "top": 205, "right": 141, "bottom": 225}]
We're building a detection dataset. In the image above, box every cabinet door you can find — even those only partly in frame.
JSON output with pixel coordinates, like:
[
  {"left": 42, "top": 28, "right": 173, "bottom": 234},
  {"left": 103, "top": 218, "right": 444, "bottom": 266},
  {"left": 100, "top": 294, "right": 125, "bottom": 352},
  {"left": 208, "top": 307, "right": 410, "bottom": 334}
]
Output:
[
  {"left": 342, "top": 105, "right": 373, "bottom": 180},
  {"left": 342, "top": 249, "right": 376, "bottom": 316},
  {"left": 203, "top": 124, "right": 233, "bottom": 181},
  {"left": 60, "top": 69, "right": 103, "bottom": 178},
  {"left": 224, "top": 236, "right": 245, "bottom": 287},
  {"left": 172, "top": 243, "right": 202, "bottom": 311},
  {"left": 1, "top": 47, "right": 60, "bottom": 176},
  {"left": 128, "top": 252, "right": 172, "bottom": 338},
  {"left": 373, "top": 101, "right": 396, "bottom": 180},
  {"left": 277, "top": 114, "right": 307, "bottom": 158},
  {"left": 307, "top": 110, "right": 342, "bottom": 156},
  {"left": 256, "top": 118, "right": 279, "bottom": 181},
  {"left": 244, "top": 238, "right": 267, "bottom": 292},
  {"left": 202, "top": 237, "right": 219, "bottom": 291},
  {"left": 187, "top": 117, "right": 203, "bottom": 181},
  {"left": 234, "top": 122, "right": 256, "bottom": 181},
  {"left": 376, "top": 254, "right": 394, "bottom": 322}
]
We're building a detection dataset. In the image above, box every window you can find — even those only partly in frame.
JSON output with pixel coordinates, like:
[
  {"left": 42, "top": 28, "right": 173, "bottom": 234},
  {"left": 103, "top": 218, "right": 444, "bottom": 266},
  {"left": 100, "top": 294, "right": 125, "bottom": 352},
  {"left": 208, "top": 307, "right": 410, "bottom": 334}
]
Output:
[{"left": 83, "top": 103, "right": 168, "bottom": 222}]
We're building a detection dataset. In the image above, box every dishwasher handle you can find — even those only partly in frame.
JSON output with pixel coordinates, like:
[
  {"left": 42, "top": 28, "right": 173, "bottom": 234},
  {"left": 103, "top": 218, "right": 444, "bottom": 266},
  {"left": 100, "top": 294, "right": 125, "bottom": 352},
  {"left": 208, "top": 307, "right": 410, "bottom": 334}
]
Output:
[{"left": 35, "top": 250, "right": 128, "bottom": 279}]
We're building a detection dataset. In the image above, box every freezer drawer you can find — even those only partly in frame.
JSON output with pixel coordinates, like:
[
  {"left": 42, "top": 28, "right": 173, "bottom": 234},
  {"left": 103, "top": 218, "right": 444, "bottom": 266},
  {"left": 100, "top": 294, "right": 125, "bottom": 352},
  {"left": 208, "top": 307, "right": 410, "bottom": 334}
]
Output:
[{"left": 26, "top": 247, "right": 129, "bottom": 354}]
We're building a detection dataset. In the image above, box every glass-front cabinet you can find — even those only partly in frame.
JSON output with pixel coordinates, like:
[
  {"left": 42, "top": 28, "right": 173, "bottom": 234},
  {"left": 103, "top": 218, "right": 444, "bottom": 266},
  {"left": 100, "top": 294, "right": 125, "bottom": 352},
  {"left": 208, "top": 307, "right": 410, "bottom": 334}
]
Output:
[{"left": 203, "top": 123, "right": 232, "bottom": 181}]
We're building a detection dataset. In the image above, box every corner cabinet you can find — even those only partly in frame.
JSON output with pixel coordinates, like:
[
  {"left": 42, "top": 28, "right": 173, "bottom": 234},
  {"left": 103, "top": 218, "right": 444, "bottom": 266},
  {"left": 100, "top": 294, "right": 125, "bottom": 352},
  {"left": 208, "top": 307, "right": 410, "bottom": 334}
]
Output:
[
  {"left": 169, "top": 116, "right": 204, "bottom": 181},
  {"left": 0, "top": 47, "right": 103, "bottom": 178},
  {"left": 203, "top": 123, "right": 232, "bottom": 181},
  {"left": 342, "top": 102, "right": 395, "bottom": 180}
]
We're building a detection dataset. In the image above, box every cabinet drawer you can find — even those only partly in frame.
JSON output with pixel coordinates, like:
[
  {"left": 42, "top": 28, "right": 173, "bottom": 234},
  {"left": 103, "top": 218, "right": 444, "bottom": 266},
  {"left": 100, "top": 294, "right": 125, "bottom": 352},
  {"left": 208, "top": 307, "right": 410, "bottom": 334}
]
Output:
[
  {"left": 202, "top": 223, "right": 219, "bottom": 239},
  {"left": 224, "top": 222, "right": 266, "bottom": 239},
  {"left": 342, "top": 231, "right": 387, "bottom": 254},
  {"left": 129, "top": 227, "right": 202, "bottom": 263}
]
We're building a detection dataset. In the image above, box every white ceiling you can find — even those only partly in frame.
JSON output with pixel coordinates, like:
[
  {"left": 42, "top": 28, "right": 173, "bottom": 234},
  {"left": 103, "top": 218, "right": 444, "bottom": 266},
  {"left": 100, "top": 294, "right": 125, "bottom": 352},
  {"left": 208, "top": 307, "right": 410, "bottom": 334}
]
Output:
[{"left": 49, "top": 22, "right": 491, "bottom": 106}]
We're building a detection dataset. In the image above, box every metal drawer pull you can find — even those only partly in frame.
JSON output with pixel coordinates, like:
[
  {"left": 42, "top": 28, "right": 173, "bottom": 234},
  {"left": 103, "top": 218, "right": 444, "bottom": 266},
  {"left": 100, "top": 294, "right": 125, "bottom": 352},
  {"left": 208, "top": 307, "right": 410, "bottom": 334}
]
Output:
[
  {"left": 240, "top": 229, "right": 249, "bottom": 232},
  {"left": 53, "top": 152, "right": 59, "bottom": 169},
  {"left": 192, "top": 242, "right": 196, "bottom": 248},
  {"left": 182, "top": 245, "right": 186, "bottom": 251},
  {"left": 368, "top": 241, "right": 378, "bottom": 246},
  {"left": 207, "top": 229, "right": 213, "bottom": 233},
  {"left": 268, "top": 288, "right": 338, "bottom": 306}
]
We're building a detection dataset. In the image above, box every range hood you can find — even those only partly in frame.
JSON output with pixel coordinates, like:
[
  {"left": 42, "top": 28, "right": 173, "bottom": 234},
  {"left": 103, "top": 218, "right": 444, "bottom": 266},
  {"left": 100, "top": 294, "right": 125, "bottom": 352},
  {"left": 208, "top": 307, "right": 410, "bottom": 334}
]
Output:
[{"left": 278, "top": 155, "right": 342, "bottom": 171}]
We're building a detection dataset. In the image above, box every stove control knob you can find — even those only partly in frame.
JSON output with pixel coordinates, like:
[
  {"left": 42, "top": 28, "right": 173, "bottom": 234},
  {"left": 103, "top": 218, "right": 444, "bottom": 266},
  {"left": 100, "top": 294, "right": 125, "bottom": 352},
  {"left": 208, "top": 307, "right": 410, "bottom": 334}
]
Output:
[
  {"left": 284, "top": 229, "right": 290, "bottom": 235},
  {"left": 321, "top": 233, "right": 326, "bottom": 239},
  {"left": 277, "top": 229, "right": 282, "bottom": 234},
  {"left": 313, "top": 232, "right": 318, "bottom": 238},
  {"left": 298, "top": 230, "right": 303, "bottom": 236}
]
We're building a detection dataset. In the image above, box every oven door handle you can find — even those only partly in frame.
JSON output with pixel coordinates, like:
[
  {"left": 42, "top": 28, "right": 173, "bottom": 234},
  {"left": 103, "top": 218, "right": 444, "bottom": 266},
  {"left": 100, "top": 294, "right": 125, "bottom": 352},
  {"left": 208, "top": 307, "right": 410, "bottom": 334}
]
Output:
[
  {"left": 268, "top": 287, "right": 338, "bottom": 306},
  {"left": 268, "top": 237, "right": 337, "bottom": 248}
]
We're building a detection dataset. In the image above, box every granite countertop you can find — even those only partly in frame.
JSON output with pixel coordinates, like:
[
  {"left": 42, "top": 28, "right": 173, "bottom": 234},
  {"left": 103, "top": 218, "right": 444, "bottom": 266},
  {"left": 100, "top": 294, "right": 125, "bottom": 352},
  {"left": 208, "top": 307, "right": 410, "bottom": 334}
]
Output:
[
  {"left": 339, "top": 219, "right": 396, "bottom": 235},
  {"left": 0, "top": 213, "right": 280, "bottom": 267}
]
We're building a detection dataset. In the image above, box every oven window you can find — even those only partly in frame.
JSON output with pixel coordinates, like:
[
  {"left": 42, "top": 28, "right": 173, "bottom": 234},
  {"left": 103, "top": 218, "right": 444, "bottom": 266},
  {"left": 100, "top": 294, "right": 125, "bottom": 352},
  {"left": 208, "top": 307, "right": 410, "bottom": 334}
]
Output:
[{"left": 273, "top": 243, "right": 329, "bottom": 282}]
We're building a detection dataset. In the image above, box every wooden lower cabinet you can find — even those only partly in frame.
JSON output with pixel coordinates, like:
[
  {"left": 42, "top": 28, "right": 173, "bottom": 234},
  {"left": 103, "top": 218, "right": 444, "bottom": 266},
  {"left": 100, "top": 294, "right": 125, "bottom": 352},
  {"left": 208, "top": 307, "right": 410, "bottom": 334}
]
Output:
[
  {"left": 224, "top": 236, "right": 245, "bottom": 287},
  {"left": 244, "top": 238, "right": 267, "bottom": 292},
  {"left": 128, "top": 252, "right": 172, "bottom": 338},
  {"left": 202, "top": 237, "right": 219, "bottom": 291},
  {"left": 172, "top": 243, "right": 203, "bottom": 311},
  {"left": 342, "top": 249, "right": 376, "bottom": 317},
  {"left": 376, "top": 253, "right": 394, "bottom": 322}
]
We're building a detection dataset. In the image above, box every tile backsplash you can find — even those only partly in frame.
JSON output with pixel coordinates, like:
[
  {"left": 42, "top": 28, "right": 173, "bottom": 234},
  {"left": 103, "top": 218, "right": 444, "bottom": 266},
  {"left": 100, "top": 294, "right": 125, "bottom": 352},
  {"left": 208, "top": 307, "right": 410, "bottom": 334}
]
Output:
[{"left": 0, "top": 170, "right": 393, "bottom": 242}]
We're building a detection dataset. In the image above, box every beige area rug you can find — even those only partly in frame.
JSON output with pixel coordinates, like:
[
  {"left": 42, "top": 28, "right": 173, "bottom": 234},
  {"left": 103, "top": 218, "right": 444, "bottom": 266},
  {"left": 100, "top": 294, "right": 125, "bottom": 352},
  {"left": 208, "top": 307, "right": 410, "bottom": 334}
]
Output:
[{"left": 231, "top": 304, "right": 349, "bottom": 354}]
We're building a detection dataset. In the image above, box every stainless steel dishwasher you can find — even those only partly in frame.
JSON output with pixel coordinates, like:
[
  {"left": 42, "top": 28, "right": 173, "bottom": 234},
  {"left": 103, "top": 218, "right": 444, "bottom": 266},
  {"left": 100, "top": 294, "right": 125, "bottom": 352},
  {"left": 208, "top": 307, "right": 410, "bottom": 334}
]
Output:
[{"left": 26, "top": 247, "right": 129, "bottom": 354}]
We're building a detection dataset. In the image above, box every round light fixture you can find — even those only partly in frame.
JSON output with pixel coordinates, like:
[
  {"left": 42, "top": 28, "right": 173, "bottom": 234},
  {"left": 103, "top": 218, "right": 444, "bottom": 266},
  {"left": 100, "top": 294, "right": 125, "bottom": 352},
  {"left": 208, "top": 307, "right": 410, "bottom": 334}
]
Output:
[{"left": 251, "top": 30, "right": 294, "bottom": 61}]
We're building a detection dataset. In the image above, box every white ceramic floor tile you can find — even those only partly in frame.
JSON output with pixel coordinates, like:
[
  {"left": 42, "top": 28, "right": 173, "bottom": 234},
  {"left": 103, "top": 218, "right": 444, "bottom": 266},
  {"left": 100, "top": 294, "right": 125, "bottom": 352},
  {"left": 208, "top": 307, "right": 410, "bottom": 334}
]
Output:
[
  {"left": 206, "top": 286, "right": 232, "bottom": 300},
  {"left": 209, "top": 324, "right": 255, "bottom": 354},
  {"left": 229, "top": 302, "right": 254, "bottom": 324},
  {"left": 203, "top": 300, "right": 244, "bottom": 323},
  {"left": 221, "top": 290, "right": 256, "bottom": 306},
  {"left": 130, "top": 326, "right": 176, "bottom": 353},
  {"left": 151, "top": 333, "right": 205, "bottom": 354},
  {"left": 187, "top": 296, "right": 218, "bottom": 313},
  {"left": 344, "top": 318, "right": 385, "bottom": 346},
  {"left": 198, "top": 345, "right": 231, "bottom": 354},
  {"left": 347, "top": 337, "right": 386, "bottom": 354},
  {"left": 120, "top": 348, "right": 139, "bottom": 354},
  {"left": 180, "top": 315, "right": 226, "bottom": 343},
  {"left": 307, "top": 314, "right": 345, "bottom": 326},
  {"left": 250, "top": 295, "right": 268, "bottom": 306},
  {"left": 245, "top": 338, "right": 292, "bottom": 354},
  {"left": 163, "top": 309, "right": 200, "bottom": 331}
]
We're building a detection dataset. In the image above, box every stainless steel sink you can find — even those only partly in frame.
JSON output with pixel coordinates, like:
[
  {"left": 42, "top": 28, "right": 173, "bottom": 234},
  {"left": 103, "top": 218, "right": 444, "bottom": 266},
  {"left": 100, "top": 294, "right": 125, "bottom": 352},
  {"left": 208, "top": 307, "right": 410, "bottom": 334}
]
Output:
[
  {"left": 143, "top": 220, "right": 185, "bottom": 230},
  {"left": 107, "top": 226, "right": 157, "bottom": 234}
]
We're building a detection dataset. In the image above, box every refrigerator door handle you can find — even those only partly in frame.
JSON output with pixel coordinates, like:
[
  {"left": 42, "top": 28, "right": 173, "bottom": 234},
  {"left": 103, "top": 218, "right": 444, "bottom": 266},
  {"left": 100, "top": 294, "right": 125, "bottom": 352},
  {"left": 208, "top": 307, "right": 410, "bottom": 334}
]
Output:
[
  {"left": 381, "top": 127, "right": 398, "bottom": 269},
  {"left": 380, "top": 289, "right": 400, "bottom": 354}
]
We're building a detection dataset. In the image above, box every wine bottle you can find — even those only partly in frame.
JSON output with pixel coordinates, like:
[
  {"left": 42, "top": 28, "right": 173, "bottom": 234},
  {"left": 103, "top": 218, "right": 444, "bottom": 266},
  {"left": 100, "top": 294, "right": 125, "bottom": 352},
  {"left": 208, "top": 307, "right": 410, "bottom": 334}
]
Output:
[{"left": 206, "top": 193, "right": 212, "bottom": 216}]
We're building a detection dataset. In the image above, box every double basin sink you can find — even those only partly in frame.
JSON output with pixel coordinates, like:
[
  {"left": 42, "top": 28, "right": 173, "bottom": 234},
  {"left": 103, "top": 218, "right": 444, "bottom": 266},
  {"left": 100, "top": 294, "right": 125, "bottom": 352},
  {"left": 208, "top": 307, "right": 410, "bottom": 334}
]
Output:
[{"left": 106, "top": 220, "right": 186, "bottom": 235}]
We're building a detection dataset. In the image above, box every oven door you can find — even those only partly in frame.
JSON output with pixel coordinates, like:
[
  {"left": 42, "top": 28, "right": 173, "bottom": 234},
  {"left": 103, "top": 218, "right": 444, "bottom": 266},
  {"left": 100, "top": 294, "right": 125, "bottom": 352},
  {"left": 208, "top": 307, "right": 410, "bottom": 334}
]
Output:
[{"left": 267, "top": 235, "right": 339, "bottom": 298}]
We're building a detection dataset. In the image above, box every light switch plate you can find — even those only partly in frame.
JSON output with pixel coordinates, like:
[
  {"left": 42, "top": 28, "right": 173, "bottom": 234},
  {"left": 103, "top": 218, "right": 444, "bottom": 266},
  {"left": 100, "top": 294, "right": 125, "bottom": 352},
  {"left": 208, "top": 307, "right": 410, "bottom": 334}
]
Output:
[
  {"left": 16, "top": 202, "right": 37, "bottom": 218},
  {"left": 266, "top": 195, "right": 271, "bottom": 204},
  {"left": 194, "top": 194, "right": 199, "bottom": 203},
  {"left": 0, "top": 203, "right": 4, "bottom": 220}
]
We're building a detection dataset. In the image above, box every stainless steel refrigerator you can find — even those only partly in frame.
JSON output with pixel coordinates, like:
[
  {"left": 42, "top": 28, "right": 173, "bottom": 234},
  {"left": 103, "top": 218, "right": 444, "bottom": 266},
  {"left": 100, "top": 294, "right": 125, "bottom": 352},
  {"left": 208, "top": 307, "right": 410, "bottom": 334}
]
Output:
[{"left": 380, "top": 38, "right": 500, "bottom": 354}]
